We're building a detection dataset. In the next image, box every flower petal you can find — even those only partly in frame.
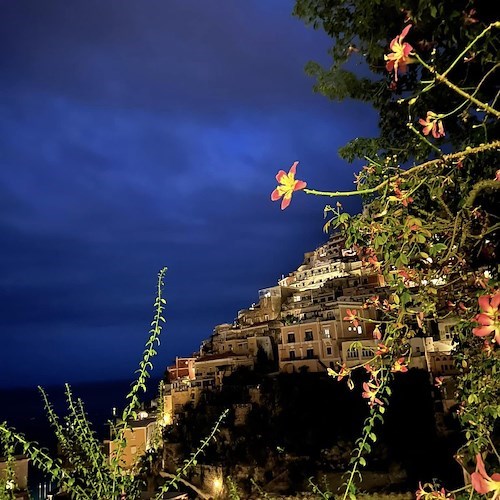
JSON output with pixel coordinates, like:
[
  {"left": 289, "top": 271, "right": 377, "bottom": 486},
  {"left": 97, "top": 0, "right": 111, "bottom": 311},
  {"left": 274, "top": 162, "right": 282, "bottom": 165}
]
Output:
[
  {"left": 473, "top": 324, "right": 494, "bottom": 337},
  {"left": 280, "top": 193, "right": 292, "bottom": 210},
  {"left": 294, "top": 180, "right": 307, "bottom": 191},
  {"left": 288, "top": 161, "right": 299, "bottom": 176},
  {"left": 471, "top": 472, "right": 491, "bottom": 494},
  {"left": 491, "top": 292, "right": 500, "bottom": 310},
  {"left": 476, "top": 313, "right": 494, "bottom": 326},
  {"left": 400, "top": 24, "right": 412, "bottom": 39},
  {"left": 402, "top": 43, "right": 413, "bottom": 56},
  {"left": 389, "top": 36, "right": 398, "bottom": 50},
  {"left": 476, "top": 454, "right": 489, "bottom": 478},
  {"left": 276, "top": 170, "right": 287, "bottom": 183},
  {"left": 478, "top": 295, "right": 492, "bottom": 314},
  {"left": 271, "top": 188, "right": 282, "bottom": 202}
]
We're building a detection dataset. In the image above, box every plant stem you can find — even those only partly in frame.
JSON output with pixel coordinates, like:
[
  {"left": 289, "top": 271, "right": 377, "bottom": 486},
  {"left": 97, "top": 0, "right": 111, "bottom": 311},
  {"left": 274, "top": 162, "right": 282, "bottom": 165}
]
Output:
[
  {"left": 303, "top": 141, "right": 499, "bottom": 199},
  {"left": 442, "top": 22, "right": 500, "bottom": 78}
]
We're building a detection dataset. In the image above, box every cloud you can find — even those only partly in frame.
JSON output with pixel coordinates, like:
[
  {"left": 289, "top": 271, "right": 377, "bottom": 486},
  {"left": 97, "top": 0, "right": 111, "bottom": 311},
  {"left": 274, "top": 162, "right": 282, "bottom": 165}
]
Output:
[{"left": 0, "top": 0, "right": 378, "bottom": 387}]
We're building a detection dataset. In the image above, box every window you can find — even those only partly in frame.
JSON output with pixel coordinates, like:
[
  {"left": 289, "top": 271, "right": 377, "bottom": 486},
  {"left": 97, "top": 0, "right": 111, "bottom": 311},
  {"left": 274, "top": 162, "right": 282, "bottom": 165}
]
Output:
[
  {"left": 361, "top": 348, "right": 372, "bottom": 358},
  {"left": 329, "top": 361, "right": 335, "bottom": 368},
  {"left": 264, "top": 314, "right": 269, "bottom": 321},
  {"left": 304, "top": 330, "right": 313, "bottom": 341},
  {"left": 347, "top": 348, "right": 359, "bottom": 359},
  {"left": 306, "top": 348, "right": 314, "bottom": 359},
  {"left": 287, "top": 332, "right": 296, "bottom": 343},
  {"left": 357, "top": 326, "right": 363, "bottom": 335},
  {"left": 131, "top": 446, "right": 137, "bottom": 455},
  {"left": 289, "top": 350, "right": 296, "bottom": 360},
  {"left": 323, "top": 328, "right": 330, "bottom": 338},
  {"left": 326, "top": 347, "right": 332, "bottom": 355}
]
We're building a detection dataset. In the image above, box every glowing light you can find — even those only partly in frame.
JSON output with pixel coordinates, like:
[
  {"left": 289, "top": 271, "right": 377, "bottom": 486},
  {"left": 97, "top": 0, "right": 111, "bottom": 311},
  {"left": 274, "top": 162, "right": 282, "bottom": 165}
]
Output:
[{"left": 213, "top": 478, "right": 223, "bottom": 492}]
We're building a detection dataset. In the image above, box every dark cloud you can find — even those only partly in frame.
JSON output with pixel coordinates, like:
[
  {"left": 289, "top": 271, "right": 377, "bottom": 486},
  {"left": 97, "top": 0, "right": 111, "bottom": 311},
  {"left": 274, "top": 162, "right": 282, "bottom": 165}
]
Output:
[{"left": 0, "top": 0, "right": 378, "bottom": 387}]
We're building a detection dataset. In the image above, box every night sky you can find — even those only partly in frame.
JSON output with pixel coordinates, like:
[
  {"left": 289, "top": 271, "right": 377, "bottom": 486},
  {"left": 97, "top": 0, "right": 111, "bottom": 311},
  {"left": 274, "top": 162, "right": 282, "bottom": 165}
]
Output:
[{"left": 0, "top": 0, "right": 378, "bottom": 388}]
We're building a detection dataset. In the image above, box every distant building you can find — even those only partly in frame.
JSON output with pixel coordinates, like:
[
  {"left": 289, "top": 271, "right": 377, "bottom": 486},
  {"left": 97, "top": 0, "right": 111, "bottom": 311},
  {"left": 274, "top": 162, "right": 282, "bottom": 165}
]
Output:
[
  {"left": 0, "top": 455, "right": 29, "bottom": 500},
  {"left": 166, "top": 357, "right": 196, "bottom": 382},
  {"left": 105, "top": 417, "right": 157, "bottom": 469},
  {"left": 278, "top": 300, "right": 377, "bottom": 373}
]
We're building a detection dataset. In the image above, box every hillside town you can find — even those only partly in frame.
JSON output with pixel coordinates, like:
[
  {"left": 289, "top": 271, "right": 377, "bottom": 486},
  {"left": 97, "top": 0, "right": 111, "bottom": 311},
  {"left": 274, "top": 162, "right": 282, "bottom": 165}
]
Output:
[
  {"left": 161, "top": 233, "right": 457, "bottom": 429},
  {"left": 2, "top": 234, "right": 461, "bottom": 499}
]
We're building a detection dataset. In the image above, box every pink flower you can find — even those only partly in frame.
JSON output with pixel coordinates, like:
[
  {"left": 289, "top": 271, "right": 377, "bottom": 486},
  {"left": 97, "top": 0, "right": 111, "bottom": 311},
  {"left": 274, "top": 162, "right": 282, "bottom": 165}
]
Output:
[
  {"left": 419, "top": 112, "right": 445, "bottom": 139},
  {"left": 434, "top": 376, "right": 444, "bottom": 388},
  {"left": 473, "top": 292, "right": 500, "bottom": 344},
  {"left": 271, "top": 161, "right": 307, "bottom": 210},
  {"left": 416, "top": 482, "right": 453, "bottom": 499},
  {"left": 384, "top": 24, "right": 414, "bottom": 81},
  {"left": 391, "top": 357, "right": 408, "bottom": 373},
  {"left": 372, "top": 326, "right": 382, "bottom": 340},
  {"left": 471, "top": 454, "right": 500, "bottom": 499},
  {"left": 362, "top": 381, "right": 383, "bottom": 407},
  {"left": 337, "top": 363, "right": 350, "bottom": 382},
  {"left": 393, "top": 180, "right": 414, "bottom": 207},
  {"left": 376, "top": 343, "right": 389, "bottom": 356},
  {"left": 343, "top": 309, "right": 359, "bottom": 327}
]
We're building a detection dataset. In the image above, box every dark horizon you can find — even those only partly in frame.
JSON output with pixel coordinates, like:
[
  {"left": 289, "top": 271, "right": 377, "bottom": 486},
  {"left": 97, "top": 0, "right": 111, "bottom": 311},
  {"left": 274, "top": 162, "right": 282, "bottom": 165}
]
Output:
[{"left": 0, "top": 0, "right": 376, "bottom": 388}]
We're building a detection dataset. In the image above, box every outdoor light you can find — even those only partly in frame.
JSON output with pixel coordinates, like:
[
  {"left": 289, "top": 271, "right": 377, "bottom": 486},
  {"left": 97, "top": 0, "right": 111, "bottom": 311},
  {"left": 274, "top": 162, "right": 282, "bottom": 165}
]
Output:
[{"left": 213, "top": 478, "right": 222, "bottom": 492}]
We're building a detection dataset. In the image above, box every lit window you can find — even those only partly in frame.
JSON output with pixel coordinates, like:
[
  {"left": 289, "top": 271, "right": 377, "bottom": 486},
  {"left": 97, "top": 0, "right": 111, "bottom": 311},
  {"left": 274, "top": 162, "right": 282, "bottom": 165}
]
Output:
[
  {"left": 324, "top": 328, "right": 330, "bottom": 338},
  {"left": 357, "top": 326, "right": 363, "bottom": 334}
]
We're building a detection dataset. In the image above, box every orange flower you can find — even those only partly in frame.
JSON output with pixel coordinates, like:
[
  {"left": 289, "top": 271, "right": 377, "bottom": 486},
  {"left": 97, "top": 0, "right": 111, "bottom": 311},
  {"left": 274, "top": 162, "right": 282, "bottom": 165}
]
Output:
[
  {"left": 343, "top": 309, "right": 359, "bottom": 327},
  {"left": 384, "top": 24, "right": 414, "bottom": 81},
  {"left": 391, "top": 357, "right": 408, "bottom": 373},
  {"left": 336, "top": 363, "right": 350, "bottom": 382},
  {"left": 392, "top": 180, "right": 414, "bottom": 207},
  {"left": 271, "top": 161, "right": 307, "bottom": 210},
  {"left": 416, "top": 483, "right": 452, "bottom": 499},
  {"left": 362, "top": 381, "right": 383, "bottom": 407},
  {"left": 419, "top": 111, "right": 445, "bottom": 139},
  {"left": 372, "top": 326, "right": 382, "bottom": 340},
  {"left": 376, "top": 343, "right": 389, "bottom": 356},
  {"left": 473, "top": 292, "right": 500, "bottom": 344},
  {"left": 471, "top": 454, "right": 500, "bottom": 498}
]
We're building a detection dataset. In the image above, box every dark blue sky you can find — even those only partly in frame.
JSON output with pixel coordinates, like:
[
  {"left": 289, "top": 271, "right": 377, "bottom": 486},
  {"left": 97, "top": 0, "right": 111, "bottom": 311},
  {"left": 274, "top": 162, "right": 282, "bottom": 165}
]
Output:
[{"left": 0, "top": 0, "right": 378, "bottom": 388}]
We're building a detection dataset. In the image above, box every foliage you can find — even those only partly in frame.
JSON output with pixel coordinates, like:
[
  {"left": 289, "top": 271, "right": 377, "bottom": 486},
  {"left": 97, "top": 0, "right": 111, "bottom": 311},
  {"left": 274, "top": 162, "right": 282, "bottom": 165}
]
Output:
[
  {"left": 0, "top": 268, "right": 203, "bottom": 499},
  {"left": 270, "top": 1, "right": 500, "bottom": 497}
]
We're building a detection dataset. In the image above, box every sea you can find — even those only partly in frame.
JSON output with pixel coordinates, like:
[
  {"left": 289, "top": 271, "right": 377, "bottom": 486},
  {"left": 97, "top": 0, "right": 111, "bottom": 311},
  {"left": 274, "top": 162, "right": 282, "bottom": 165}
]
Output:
[{"left": 0, "top": 378, "right": 161, "bottom": 498}]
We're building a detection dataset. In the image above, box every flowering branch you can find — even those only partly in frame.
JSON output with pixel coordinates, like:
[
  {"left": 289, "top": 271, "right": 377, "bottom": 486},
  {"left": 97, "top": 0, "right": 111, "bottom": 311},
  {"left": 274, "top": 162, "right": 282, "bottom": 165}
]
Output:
[{"left": 302, "top": 141, "right": 499, "bottom": 199}]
